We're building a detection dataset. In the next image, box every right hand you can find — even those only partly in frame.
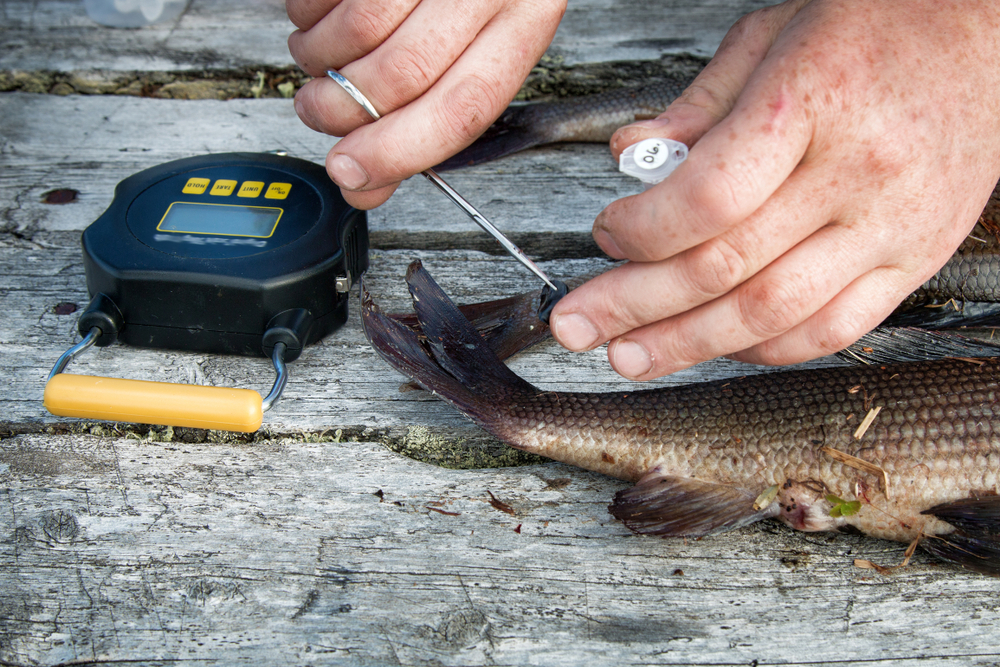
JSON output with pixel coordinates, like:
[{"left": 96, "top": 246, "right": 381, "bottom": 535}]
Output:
[{"left": 287, "top": 0, "right": 567, "bottom": 210}]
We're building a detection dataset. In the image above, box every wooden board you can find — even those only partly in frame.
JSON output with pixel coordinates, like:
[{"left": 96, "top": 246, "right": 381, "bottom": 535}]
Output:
[
  {"left": 0, "top": 93, "right": 638, "bottom": 240},
  {"left": 7, "top": 431, "right": 1000, "bottom": 666},
  {"left": 1, "top": 0, "right": 768, "bottom": 71}
]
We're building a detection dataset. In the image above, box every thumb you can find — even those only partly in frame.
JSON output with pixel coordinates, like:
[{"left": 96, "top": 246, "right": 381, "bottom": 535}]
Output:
[{"left": 610, "top": 0, "right": 812, "bottom": 157}]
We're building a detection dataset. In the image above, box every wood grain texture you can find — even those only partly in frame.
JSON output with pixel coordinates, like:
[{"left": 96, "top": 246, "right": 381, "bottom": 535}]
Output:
[
  {"left": 6, "top": 432, "right": 1000, "bottom": 667},
  {"left": 0, "top": 94, "right": 634, "bottom": 241},
  {"left": 0, "top": 0, "right": 768, "bottom": 71}
]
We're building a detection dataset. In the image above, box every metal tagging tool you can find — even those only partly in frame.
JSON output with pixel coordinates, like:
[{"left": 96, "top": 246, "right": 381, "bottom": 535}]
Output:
[{"left": 327, "top": 69, "right": 568, "bottom": 322}]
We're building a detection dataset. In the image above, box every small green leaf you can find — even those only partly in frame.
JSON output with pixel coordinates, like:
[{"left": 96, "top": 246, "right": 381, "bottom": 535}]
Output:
[{"left": 826, "top": 494, "right": 861, "bottom": 517}]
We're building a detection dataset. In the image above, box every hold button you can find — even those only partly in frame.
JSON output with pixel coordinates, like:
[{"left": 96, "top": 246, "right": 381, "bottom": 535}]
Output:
[{"left": 182, "top": 177, "right": 211, "bottom": 194}]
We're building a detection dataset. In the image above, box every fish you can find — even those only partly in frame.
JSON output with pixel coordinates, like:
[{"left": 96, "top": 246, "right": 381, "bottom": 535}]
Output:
[
  {"left": 362, "top": 260, "right": 1000, "bottom": 575},
  {"left": 435, "top": 78, "right": 692, "bottom": 171}
]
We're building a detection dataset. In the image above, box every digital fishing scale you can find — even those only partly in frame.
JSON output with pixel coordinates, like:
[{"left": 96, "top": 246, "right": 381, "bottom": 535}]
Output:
[{"left": 44, "top": 152, "right": 369, "bottom": 432}]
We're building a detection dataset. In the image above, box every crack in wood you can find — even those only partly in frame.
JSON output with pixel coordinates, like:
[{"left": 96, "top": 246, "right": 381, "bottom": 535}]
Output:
[{"left": 0, "top": 55, "right": 709, "bottom": 103}]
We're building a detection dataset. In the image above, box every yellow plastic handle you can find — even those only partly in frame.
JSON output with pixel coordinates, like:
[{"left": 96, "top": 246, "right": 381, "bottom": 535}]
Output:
[{"left": 44, "top": 374, "right": 263, "bottom": 432}]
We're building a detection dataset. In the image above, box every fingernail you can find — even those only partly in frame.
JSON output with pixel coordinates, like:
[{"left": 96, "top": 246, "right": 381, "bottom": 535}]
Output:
[
  {"left": 593, "top": 227, "right": 625, "bottom": 259},
  {"left": 328, "top": 153, "right": 369, "bottom": 190},
  {"left": 551, "top": 313, "right": 600, "bottom": 351},
  {"left": 611, "top": 339, "right": 653, "bottom": 378}
]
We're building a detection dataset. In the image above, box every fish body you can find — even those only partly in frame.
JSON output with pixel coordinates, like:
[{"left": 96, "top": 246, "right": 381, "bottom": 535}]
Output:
[
  {"left": 436, "top": 78, "right": 691, "bottom": 170},
  {"left": 363, "top": 261, "right": 1000, "bottom": 575}
]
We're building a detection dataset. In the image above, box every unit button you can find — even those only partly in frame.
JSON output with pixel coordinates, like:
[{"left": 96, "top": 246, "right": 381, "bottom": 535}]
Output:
[
  {"left": 237, "top": 181, "right": 265, "bottom": 198},
  {"left": 182, "top": 177, "right": 211, "bottom": 194},
  {"left": 265, "top": 182, "right": 293, "bottom": 200},
  {"left": 209, "top": 179, "right": 238, "bottom": 196}
]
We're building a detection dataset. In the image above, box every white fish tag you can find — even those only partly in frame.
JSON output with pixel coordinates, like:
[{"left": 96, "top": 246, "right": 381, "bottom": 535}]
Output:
[{"left": 619, "top": 137, "right": 688, "bottom": 188}]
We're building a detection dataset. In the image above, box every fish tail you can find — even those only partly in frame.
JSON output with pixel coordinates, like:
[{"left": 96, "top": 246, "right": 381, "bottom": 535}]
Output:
[
  {"left": 389, "top": 288, "right": 551, "bottom": 362},
  {"left": 361, "top": 261, "right": 538, "bottom": 437},
  {"left": 920, "top": 496, "right": 1000, "bottom": 576},
  {"left": 435, "top": 106, "right": 548, "bottom": 171}
]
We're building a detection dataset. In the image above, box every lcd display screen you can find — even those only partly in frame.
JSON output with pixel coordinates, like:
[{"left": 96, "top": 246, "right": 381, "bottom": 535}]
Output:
[{"left": 157, "top": 202, "right": 282, "bottom": 238}]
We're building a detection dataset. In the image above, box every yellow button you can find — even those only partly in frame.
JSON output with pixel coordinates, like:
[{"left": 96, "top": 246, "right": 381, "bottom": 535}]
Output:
[
  {"left": 237, "top": 181, "right": 265, "bottom": 198},
  {"left": 182, "top": 177, "right": 210, "bottom": 194},
  {"left": 209, "top": 180, "right": 238, "bottom": 196},
  {"left": 265, "top": 182, "right": 293, "bottom": 200}
]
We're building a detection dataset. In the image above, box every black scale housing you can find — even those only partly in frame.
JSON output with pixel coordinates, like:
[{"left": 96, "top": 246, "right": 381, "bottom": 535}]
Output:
[{"left": 81, "top": 153, "right": 368, "bottom": 361}]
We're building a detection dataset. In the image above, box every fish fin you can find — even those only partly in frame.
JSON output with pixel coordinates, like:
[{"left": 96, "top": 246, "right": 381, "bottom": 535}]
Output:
[
  {"left": 390, "top": 289, "right": 551, "bottom": 361},
  {"left": 360, "top": 282, "right": 470, "bottom": 401},
  {"left": 402, "top": 261, "right": 529, "bottom": 391},
  {"left": 920, "top": 496, "right": 1000, "bottom": 576},
  {"left": 435, "top": 106, "right": 547, "bottom": 171},
  {"left": 884, "top": 300, "right": 1000, "bottom": 330},
  {"left": 608, "top": 472, "right": 779, "bottom": 538},
  {"left": 838, "top": 326, "right": 1000, "bottom": 365},
  {"left": 361, "top": 261, "right": 537, "bottom": 431}
]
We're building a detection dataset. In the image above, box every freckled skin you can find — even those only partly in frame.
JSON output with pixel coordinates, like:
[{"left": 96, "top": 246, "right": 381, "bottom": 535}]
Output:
[{"left": 486, "top": 358, "right": 1000, "bottom": 545}]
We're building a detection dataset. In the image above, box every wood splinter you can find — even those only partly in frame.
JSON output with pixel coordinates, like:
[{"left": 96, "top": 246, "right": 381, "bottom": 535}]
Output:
[
  {"left": 854, "top": 531, "right": 923, "bottom": 575},
  {"left": 852, "top": 406, "right": 882, "bottom": 440}
]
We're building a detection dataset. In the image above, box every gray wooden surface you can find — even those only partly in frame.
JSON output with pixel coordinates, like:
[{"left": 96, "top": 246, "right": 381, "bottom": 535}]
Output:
[
  {"left": 3, "top": 1, "right": 1000, "bottom": 666},
  {"left": 1, "top": 0, "right": 768, "bottom": 70}
]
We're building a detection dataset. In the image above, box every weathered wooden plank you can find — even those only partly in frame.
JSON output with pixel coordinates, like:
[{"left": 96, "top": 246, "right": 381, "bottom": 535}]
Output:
[
  {"left": 0, "top": 93, "right": 636, "bottom": 240},
  {"left": 0, "top": 0, "right": 297, "bottom": 71},
  {"left": 4, "top": 431, "right": 1000, "bottom": 666},
  {"left": 551, "top": 0, "right": 772, "bottom": 63},
  {"left": 0, "top": 0, "right": 768, "bottom": 71}
]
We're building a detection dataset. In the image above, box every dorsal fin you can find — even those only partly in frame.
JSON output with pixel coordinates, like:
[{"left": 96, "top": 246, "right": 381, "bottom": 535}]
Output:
[{"left": 839, "top": 326, "right": 1000, "bottom": 365}]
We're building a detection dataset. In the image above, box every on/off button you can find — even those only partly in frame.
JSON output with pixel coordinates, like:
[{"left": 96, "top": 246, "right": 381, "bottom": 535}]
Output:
[{"left": 265, "top": 183, "right": 292, "bottom": 200}]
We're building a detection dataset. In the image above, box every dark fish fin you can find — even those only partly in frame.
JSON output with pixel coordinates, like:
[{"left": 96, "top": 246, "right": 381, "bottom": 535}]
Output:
[
  {"left": 608, "top": 471, "right": 779, "bottom": 538},
  {"left": 838, "top": 326, "right": 1000, "bottom": 365},
  {"left": 402, "top": 261, "right": 525, "bottom": 390},
  {"left": 361, "top": 282, "right": 471, "bottom": 401},
  {"left": 922, "top": 496, "right": 1000, "bottom": 536},
  {"left": 884, "top": 301, "right": 1000, "bottom": 330},
  {"left": 920, "top": 496, "right": 1000, "bottom": 576},
  {"left": 390, "top": 288, "right": 551, "bottom": 361},
  {"left": 436, "top": 106, "right": 546, "bottom": 171},
  {"left": 389, "top": 271, "right": 594, "bottom": 361},
  {"left": 361, "top": 261, "right": 537, "bottom": 431}
]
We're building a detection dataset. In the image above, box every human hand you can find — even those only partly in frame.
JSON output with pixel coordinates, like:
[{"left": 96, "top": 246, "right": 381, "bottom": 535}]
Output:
[
  {"left": 549, "top": 0, "right": 1000, "bottom": 380},
  {"left": 287, "top": 0, "right": 566, "bottom": 210}
]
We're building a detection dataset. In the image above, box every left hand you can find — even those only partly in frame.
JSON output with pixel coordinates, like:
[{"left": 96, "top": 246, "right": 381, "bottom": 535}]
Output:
[{"left": 549, "top": 0, "right": 1000, "bottom": 380}]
